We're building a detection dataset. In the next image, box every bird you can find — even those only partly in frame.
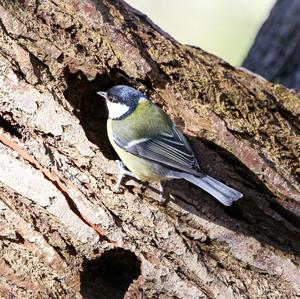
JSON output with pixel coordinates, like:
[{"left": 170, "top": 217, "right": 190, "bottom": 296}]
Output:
[{"left": 97, "top": 85, "right": 243, "bottom": 206}]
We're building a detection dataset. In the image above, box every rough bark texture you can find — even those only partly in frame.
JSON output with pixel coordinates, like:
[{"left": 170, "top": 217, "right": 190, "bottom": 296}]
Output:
[
  {"left": 0, "top": 1, "right": 299, "bottom": 298},
  {"left": 243, "top": 0, "right": 300, "bottom": 90}
]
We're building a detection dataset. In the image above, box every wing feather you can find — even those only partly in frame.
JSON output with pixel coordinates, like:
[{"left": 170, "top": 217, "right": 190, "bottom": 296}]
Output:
[{"left": 113, "top": 125, "right": 202, "bottom": 176}]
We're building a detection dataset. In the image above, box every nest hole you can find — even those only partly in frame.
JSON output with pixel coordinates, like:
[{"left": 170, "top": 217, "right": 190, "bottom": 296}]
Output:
[
  {"left": 80, "top": 248, "right": 141, "bottom": 299},
  {"left": 63, "top": 69, "right": 131, "bottom": 159}
]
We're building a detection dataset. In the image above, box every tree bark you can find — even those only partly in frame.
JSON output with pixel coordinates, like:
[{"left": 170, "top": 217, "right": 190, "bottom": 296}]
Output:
[
  {"left": 243, "top": 0, "right": 300, "bottom": 90},
  {"left": 0, "top": 1, "right": 299, "bottom": 298}
]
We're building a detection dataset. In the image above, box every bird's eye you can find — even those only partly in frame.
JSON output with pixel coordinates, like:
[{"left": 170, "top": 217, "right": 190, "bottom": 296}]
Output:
[{"left": 109, "top": 96, "right": 118, "bottom": 103}]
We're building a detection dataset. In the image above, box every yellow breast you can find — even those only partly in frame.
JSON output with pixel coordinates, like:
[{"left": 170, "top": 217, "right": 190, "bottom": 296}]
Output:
[{"left": 107, "top": 119, "right": 163, "bottom": 182}]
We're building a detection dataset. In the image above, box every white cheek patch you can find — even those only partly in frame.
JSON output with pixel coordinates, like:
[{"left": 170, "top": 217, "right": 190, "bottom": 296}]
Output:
[{"left": 106, "top": 100, "right": 130, "bottom": 119}]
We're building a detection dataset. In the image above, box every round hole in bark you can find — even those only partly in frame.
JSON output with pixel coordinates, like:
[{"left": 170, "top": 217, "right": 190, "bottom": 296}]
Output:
[
  {"left": 80, "top": 248, "right": 141, "bottom": 299},
  {"left": 63, "top": 68, "right": 131, "bottom": 160}
]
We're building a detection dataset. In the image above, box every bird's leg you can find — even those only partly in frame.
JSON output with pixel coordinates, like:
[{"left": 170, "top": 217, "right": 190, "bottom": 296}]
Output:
[
  {"left": 159, "top": 181, "right": 169, "bottom": 203},
  {"left": 115, "top": 160, "right": 136, "bottom": 191}
]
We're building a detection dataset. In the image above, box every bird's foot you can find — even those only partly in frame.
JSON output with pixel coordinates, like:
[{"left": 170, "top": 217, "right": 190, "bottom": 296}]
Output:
[
  {"left": 114, "top": 160, "right": 136, "bottom": 192},
  {"left": 158, "top": 181, "right": 169, "bottom": 204}
]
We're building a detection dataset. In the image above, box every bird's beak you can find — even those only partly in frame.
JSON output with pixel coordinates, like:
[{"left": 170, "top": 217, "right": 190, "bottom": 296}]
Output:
[{"left": 97, "top": 91, "right": 107, "bottom": 99}]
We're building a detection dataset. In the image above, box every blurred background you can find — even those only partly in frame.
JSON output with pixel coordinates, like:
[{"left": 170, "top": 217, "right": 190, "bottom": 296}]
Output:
[{"left": 126, "top": 0, "right": 276, "bottom": 65}]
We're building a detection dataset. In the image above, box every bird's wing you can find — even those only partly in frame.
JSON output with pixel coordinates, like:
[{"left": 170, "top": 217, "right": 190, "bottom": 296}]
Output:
[{"left": 113, "top": 125, "right": 202, "bottom": 176}]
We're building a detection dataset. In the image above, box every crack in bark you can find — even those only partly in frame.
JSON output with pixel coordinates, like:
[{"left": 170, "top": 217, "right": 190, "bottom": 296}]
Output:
[{"left": 0, "top": 134, "right": 111, "bottom": 242}]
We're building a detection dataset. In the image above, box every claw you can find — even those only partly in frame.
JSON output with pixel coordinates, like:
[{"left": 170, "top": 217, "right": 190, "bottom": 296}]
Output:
[
  {"left": 114, "top": 160, "right": 136, "bottom": 191},
  {"left": 159, "top": 181, "right": 168, "bottom": 203}
]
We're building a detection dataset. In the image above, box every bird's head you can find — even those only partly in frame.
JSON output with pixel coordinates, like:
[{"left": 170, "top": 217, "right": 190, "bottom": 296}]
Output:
[{"left": 97, "top": 85, "right": 148, "bottom": 119}]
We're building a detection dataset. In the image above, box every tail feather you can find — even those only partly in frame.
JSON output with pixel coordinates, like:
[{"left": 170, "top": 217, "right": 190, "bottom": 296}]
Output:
[{"left": 179, "top": 174, "right": 243, "bottom": 206}]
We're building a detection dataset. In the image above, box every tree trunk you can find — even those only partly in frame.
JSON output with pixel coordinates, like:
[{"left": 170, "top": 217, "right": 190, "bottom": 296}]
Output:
[
  {"left": 243, "top": 0, "right": 300, "bottom": 90},
  {"left": 0, "top": 1, "right": 299, "bottom": 298}
]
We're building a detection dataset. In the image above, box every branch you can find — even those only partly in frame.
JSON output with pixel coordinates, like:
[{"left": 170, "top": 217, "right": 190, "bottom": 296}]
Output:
[{"left": 0, "top": 0, "right": 299, "bottom": 298}]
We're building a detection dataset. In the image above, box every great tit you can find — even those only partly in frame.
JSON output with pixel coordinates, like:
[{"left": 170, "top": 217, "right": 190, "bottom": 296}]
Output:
[{"left": 97, "top": 85, "right": 243, "bottom": 206}]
